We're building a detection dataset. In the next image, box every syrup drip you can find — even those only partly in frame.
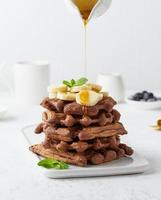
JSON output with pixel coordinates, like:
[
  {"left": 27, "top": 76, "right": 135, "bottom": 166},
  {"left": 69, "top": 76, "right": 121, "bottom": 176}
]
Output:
[
  {"left": 82, "top": 106, "right": 88, "bottom": 116},
  {"left": 72, "top": 0, "right": 99, "bottom": 76}
]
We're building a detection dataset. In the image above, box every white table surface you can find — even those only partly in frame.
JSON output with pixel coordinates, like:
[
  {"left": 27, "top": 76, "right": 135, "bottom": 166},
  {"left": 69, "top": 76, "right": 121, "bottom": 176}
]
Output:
[{"left": 0, "top": 97, "right": 161, "bottom": 200}]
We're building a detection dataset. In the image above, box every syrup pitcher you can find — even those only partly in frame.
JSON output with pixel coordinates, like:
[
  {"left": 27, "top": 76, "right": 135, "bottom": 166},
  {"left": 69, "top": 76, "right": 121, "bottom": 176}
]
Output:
[{"left": 66, "top": 0, "right": 112, "bottom": 25}]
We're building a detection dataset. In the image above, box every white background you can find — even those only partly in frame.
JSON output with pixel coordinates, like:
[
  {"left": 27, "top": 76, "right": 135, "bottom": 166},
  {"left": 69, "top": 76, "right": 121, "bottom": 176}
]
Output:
[{"left": 0, "top": 0, "right": 161, "bottom": 90}]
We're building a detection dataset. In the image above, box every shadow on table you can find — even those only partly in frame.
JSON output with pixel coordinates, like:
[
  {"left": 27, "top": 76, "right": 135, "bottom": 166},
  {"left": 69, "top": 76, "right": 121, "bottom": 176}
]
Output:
[{"left": 0, "top": 115, "right": 17, "bottom": 122}]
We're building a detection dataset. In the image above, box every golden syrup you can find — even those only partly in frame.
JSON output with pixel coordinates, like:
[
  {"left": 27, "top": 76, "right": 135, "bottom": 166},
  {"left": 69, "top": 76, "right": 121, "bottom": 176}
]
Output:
[
  {"left": 72, "top": 0, "right": 98, "bottom": 25},
  {"left": 84, "top": 26, "right": 87, "bottom": 76},
  {"left": 79, "top": 90, "right": 90, "bottom": 105},
  {"left": 72, "top": 0, "right": 98, "bottom": 76},
  {"left": 157, "top": 119, "right": 161, "bottom": 127}
]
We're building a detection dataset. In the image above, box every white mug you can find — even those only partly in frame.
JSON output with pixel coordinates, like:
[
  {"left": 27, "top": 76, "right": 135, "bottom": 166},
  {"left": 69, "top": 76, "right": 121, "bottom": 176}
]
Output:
[
  {"left": 97, "top": 73, "right": 125, "bottom": 102},
  {"left": 14, "top": 61, "right": 50, "bottom": 105}
]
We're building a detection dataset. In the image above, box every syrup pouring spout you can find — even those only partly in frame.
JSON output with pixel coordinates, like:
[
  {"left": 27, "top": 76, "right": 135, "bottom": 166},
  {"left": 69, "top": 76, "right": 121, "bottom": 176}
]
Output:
[{"left": 66, "top": 0, "right": 112, "bottom": 25}]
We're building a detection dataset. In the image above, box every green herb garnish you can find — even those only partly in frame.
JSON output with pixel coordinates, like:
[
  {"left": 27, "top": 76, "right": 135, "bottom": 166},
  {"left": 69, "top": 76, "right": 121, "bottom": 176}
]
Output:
[
  {"left": 63, "top": 77, "right": 88, "bottom": 88},
  {"left": 38, "top": 158, "right": 69, "bottom": 169}
]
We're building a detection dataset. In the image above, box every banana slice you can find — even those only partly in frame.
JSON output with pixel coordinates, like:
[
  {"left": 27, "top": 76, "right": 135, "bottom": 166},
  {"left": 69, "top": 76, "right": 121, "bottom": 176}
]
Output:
[
  {"left": 48, "top": 85, "right": 68, "bottom": 93},
  {"left": 76, "top": 90, "right": 103, "bottom": 106},
  {"left": 49, "top": 92, "right": 57, "bottom": 99},
  {"left": 87, "top": 83, "right": 102, "bottom": 92},
  {"left": 71, "top": 85, "right": 92, "bottom": 93},
  {"left": 100, "top": 91, "right": 109, "bottom": 97},
  {"left": 47, "top": 85, "right": 54, "bottom": 93},
  {"left": 57, "top": 92, "right": 76, "bottom": 101}
]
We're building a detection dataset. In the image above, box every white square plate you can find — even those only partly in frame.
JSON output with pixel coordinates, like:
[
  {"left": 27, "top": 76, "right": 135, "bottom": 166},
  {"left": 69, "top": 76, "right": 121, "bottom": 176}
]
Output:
[{"left": 22, "top": 125, "right": 150, "bottom": 179}]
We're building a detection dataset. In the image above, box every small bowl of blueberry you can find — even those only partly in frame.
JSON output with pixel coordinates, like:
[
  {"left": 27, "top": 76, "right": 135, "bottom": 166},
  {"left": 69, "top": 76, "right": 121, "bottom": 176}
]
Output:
[{"left": 126, "top": 91, "right": 161, "bottom": 110}]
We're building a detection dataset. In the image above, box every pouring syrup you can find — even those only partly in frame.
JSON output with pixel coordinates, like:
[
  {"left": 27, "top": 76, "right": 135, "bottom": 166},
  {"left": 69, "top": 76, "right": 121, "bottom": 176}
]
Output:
[
  {"left": 71, "top": 0, "right": 99, "bottom": 76},
  {"left": 72, "top": 0, "right": 99, "bottom": 25}
]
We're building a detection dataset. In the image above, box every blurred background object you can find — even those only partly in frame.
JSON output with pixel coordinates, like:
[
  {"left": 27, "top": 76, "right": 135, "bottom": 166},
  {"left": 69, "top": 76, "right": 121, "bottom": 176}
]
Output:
[
  {"left": 0, "top": 61, "right": 50, "bottom": 105},
  {"left": 0, "top": 63, "right": 13, "bottom": 105},
  {"left": 97, "top": 73, "right": 125, "bottom": 102},
  {"left": 0, "top": 106, "right": 8, "bottom": 119},
  {"left": 0, "top": 63, "right": 13, "bottom": 94},
  {"left": 14, "top": 61, "right": 50, "bottom": 105}
]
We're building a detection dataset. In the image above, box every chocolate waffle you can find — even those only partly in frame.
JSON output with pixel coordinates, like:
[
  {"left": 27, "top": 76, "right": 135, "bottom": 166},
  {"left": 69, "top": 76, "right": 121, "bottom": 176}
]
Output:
[
  {"left": 42, "top": 109, "right": 120, "bottom": 127},
  {"left": 29, "top": 82, "right": 133, "bottom": 167},
  {"left": 41, "top": 96, "right": 116, "bottom": 116},
  {"left": 30, "top": 142, "right": 133, "bottom": 166},
  {"left": 35, "top": 122, "right": 127, "bottom": 142},
  {"left": 42, "top": 135, "right": 121, "bottom": 153}
]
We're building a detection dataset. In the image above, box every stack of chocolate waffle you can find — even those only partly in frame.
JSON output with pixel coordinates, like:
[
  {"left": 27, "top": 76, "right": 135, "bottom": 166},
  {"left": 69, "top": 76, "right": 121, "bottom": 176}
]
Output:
[{"left": 30, "top": 96, "right": 133, "bottom": 166}]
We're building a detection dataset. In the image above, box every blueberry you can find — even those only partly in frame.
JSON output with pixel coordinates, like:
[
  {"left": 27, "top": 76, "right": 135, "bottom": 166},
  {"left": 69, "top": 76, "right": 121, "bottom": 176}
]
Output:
[
  {"left": 133, "top": 96, "right": 140, "bottom": 101},
  {"left": 133, "top": 94, "right": 141, "bottom": 101},
  {"left": 131, "top": 91, "right": 159, "bottom": 102},
  {"left": 153, "top": 97, "right": 157, "bottom": 101},
  {"left": 142, "top": 90, "right": 148, "bottom": 94},
  {"left": 136, "top": 92, "right": 143, "bottom": 100},
  {"left": 135, "top": 92, "right": 140, "bottom": 96},
  {"left": 143, "top": 93, "right": 149, "bottom": 101},
  {"left": 148, "top": 92, "right": 154, "bottom": 98}
]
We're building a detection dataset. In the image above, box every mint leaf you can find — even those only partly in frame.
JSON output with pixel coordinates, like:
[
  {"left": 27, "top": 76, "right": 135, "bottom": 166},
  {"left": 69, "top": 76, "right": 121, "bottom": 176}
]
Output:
[
  {"left": 38, "top": 159, "right": 55, "bottom": 169},
  {"left": 63, "top": 77, "right": 88, "bottom": 88},
  {"left": 75, "top": 77, "right": 88, "bottom": 86},
  {"left": 38, "top": 159, "right": 69, "bottom": 170},
  {"left": 63, "top": 80, "right": 72, "bottom": 87},
  {"left": 71, "top": 79, "right": 76, "bottom": 87},
  {"left": 59, "top": 161, "right": 69, "bottom": 169}
]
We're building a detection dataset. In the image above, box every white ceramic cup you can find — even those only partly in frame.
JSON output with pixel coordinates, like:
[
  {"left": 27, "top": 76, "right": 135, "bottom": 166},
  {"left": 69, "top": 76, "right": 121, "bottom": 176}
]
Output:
[
  {"left": 14, "top": 61, "right": 50, "bottom": 105},
  {"left": 97, "top": 73, "right": 125, "bottom": 102}
]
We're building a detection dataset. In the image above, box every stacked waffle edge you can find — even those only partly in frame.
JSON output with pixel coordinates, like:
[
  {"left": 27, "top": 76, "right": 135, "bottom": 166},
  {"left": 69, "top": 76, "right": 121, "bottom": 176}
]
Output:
[{"left": 30, "top": 96, "right": 133, "bottom": 166}]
